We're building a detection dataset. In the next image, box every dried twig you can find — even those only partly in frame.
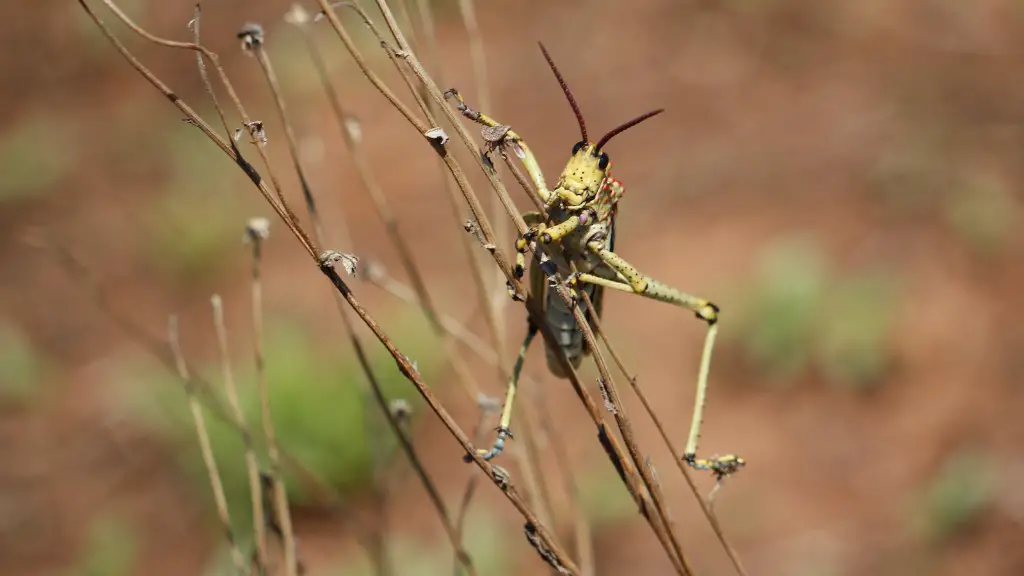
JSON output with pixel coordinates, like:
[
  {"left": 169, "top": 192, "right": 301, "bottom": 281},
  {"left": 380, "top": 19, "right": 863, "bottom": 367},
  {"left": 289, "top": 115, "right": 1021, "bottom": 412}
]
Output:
[
  {"left": 211, "top": 293, "right": 269, "bottom": 573},
  {"left": 245, "top": 222, "right": 300, "bottom": 576},
  {"left": 242, "top": 19, "right": 476, "bottom": 576},
  {"left": 168, "top": 315, "right": 247, "bottom": 575}
]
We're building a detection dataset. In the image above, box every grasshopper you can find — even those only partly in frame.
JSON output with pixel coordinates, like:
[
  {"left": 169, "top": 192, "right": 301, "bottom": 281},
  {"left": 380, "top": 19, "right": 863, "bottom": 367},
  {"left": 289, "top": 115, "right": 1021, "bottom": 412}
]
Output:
[{"left": 445, "top": 43, "right": 744, "bottom": 482}]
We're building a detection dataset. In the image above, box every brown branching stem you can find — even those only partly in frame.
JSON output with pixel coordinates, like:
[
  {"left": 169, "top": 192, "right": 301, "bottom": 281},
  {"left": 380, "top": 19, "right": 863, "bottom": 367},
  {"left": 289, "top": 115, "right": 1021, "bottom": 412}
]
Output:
[{"left": 245, "top": 34, "right": 475, "bottom": 576}]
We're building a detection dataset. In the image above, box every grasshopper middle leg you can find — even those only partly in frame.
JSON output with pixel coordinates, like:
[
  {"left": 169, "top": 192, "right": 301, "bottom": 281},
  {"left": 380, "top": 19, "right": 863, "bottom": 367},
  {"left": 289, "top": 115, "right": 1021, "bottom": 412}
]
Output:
[{"left": 467, "top": 322, "right": 540, "bottom": 461}]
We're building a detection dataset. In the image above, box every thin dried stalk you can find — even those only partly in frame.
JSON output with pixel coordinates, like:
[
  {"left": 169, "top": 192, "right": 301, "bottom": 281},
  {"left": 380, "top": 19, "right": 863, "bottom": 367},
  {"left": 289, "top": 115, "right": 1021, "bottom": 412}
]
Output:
[
  {"left": 168, "top": 316, "right": 247, "bottom": 575},
  {"left": 245, "top": 22, "right": 476, "bottom": 576},
  {"left": 454, "top": 0, "right": 507, "bottom": 331},
  {"left": 211, "top": 294, "right": 269, "bottom": 573},
  {"left": 88, "top": 0, "right": 315, "bottom": 260},
  {"left": 246, "top": 231, "right": 300, "bottom": 576},
  {"left": 579, "top": 289, "right": 747, "bottom": 576}
]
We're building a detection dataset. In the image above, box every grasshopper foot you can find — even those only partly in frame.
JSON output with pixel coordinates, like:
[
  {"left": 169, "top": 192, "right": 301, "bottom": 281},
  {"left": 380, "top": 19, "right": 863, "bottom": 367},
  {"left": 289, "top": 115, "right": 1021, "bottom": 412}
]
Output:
[{"left": 464, "top": 426, "right": 514, "bottom": 463}]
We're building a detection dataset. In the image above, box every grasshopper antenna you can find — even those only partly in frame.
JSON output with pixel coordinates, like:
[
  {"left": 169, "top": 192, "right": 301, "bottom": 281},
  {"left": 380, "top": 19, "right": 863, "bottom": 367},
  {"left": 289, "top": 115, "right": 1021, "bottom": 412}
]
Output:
[
  {"left": 595, "top": 109, "right": 664, "bottom": 151},
  {"left": 538, "top": 42, "right": 588, "bottom": 143}
]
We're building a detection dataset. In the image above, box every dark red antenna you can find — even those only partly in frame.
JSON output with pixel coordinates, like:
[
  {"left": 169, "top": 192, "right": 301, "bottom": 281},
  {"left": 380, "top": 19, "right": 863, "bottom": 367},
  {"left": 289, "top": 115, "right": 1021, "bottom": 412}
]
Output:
[
  {"left": 595, "top": 109, "right": 664, "bottom": 151},
  {"left": 538, "top": 42, "right": 588, "bottom": 143}
]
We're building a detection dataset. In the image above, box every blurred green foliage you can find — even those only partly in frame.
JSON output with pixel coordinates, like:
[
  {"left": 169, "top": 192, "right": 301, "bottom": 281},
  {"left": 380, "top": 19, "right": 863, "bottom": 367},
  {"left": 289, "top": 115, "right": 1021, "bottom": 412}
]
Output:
[
  {"left": 0, "top": 321, "right": 46, "bottom": 407},
  {"left": 0, "top": 114, "right": 75, "bottom": 203},
  {"left": 67, "top": 515, "right": 137, "bottom": 576},
  {"left": 577, "top": 461, "right": 640, "bottom": 527},
  {"left": 913, "top": 449, "right": 994, "bottom": 545},
  {"left": 730, "top": 235, "right": 902, "bottom": 390},
  {"left": 945, "top": 174, "right": 1017, "bottom": 257},
  {"left": 124, "top": 312, "right": 438, "bottom": 538},
  {"left": 148, "top": 127, "right": 244, "bottom": 285}
]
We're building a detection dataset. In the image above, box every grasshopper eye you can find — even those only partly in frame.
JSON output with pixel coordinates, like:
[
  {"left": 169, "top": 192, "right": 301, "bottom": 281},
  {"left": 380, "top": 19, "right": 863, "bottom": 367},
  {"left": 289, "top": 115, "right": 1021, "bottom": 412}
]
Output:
[
  {"left": 598, "top": 152, "right": 610, "bottom": 170},
  {"left": 572, "top": 140, "right": 586, "bottom": 155}
]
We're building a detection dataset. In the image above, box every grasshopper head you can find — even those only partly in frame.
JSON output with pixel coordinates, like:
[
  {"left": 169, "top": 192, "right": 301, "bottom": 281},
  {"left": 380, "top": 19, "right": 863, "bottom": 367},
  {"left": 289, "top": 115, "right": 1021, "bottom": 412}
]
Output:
[
  {"left": 538, "top": 42, "right": 665, "bottom": 204},
  {"left": 558, "top": 141, "right": 610, "bottom": 198}
]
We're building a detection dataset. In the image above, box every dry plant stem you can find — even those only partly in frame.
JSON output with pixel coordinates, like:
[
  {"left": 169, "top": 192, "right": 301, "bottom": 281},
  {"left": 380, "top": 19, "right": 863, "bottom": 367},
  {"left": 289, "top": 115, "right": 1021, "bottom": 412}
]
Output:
[
  {"left": 315, "top": 0, "right": 524, "bottom": 297},
  {"left": 370, "top": 0, "right": 531, "bottom": 237},
  {"left": 249, "top": 45, "right": 325, "bottom": 245},
  {"left": 190, "top": 3, "right": 234, "bottom": 144},
  {"left": 455, "top": 0, "right": 507, "bottom": 326},
  {"left": 552, "top": 285, "right": 690, "bottom": 574},
  {"left": 532, "top": 391, "right": 594, "bottom": 576},
  {"left": 579, "top": 292, "right": 748, "bottom": 576},
  {"left": 48, "top": 238, "right": 377, "bottom": 554},
  {"left": 320, "top": 264, "right": 578, "bottom": 574},
  {"left": 248, "top": 239, "right": 300, "bottom": 576},
  {"left": 402, "top": 0, "right": 555, "bottom": 530},
  {"left": 85, "top": 0, "right": 315, "bottom": 260},
  {"left": 402, "top": 0, "right": 506, "bottom": 400},
  {"left": 523, "top": 295, "right": 686, "bottom": 576},
  {"left": 451, "top": 413, "right": 488, "bottom": 576},
  {"left": 168, "top": 316, "right": 247, "bottom": 576},
  {"left": 88, "top": 0, "right": 569, "bottom": 571},
  {"left": 212, "top": 294, "right": 269, "bottom": 573},
  {"left": 75, "top": 7, "right": 447, "bottom": 567},
  {"left": 379, "top": 11, "right": 691, "bottom": 570},
  {"left": 403, "top": 0, "right": 504, "bottom": 393},
  {"left": 249, "top": 38, "right": 476, "bottom": 576}
]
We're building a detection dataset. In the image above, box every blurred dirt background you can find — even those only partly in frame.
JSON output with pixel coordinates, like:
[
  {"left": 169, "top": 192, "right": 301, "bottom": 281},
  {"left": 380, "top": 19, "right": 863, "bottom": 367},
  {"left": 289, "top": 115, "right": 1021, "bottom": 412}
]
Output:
[{"left": 3, "top": 0, "right": 1024, "bottom": 575}]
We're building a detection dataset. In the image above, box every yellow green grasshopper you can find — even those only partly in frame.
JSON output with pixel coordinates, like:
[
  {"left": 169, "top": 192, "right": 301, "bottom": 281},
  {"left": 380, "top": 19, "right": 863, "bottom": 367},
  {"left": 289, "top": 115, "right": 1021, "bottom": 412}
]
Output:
[{"left": 445, "top": 43, "right": 744, "bottom": 482}]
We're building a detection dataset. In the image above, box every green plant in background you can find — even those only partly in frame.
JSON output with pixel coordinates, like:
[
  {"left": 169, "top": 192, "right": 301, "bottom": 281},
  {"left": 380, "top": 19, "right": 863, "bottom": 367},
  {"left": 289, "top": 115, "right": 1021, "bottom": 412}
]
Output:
[
  {"left": 122, "top": 311, "right": 438, "bottom": 538},
  {"left": 730, "top": 236, "right": 828, "bottom": 385},
  {"left": 913, "top": 449, "right": 994, "bottom": 545},
  {"left": 729, "top": 234, "right": 902, "bottom": 390},
  {"left": 945, "top": 172, "right": 1018, "bottom": 257},
  {"left": 0, "top": 321, "right": 46, "bottom": 407},
  {"left": 148, "top": 126, "right": 245, "bottom": 285},
  {"left": 67, "top": 515, "right": 137, "bottom": 576},
  {"left": 577, "top": 460, "right": 642, "bottom": 527},
  {"left": 817, "top": 269, "right": 899, "bottom": 391},
  {"left": 0, "top": 113, "right": 76, "bottom": 204}
]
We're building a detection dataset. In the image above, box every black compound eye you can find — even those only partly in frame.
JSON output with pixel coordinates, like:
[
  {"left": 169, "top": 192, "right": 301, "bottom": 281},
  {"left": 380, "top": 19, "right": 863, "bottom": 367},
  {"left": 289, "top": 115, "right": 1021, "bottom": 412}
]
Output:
[
  {"left": 572, "top": 140, "right": 586, "bottom": 155},
  {"left": 598, "top": 152, "right": 610, "bottom": 170}
]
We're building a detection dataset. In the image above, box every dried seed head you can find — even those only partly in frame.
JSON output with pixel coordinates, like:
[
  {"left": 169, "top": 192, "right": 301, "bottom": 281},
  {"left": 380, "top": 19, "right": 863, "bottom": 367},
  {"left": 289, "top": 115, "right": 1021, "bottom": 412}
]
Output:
[
  {"left": 476, "top": 393, "right": 502, "bottom": 414},
  {"left": 424, "top": 127, "right": 449, "bottom": 146},
  {"left": 284, "top": 4, "right": 311, "bottom": 25},
  {"left": 244, "top": 120, "right": 267, "bottom": 144},
  {"left": 362, "top": 260, "right": 386, "bottom": 283},
  {"left": 389, "top": 398, "right": 413, "bottom": 421},
  {"left": 238, "top": 23, "right": 265, "bottom": 51},
  {"left": 343, "top": 116, "right": 362, "bottom": 143},
  {"left": 319, "top": 250, "right": 359, "bottom": 275},
  {"left": 244, "top": 217, "right": 271, "bottom": 243}
]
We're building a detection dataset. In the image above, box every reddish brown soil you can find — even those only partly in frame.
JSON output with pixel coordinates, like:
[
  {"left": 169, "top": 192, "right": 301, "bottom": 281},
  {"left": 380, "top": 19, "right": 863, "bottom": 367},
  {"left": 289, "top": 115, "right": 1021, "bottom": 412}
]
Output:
[{"left": 3, "top": 1, "right": 1024, "bottom": 575}]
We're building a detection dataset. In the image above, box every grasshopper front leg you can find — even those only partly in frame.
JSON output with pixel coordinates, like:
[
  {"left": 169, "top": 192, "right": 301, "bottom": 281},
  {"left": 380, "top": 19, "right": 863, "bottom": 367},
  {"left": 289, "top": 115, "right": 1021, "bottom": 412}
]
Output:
[
  {"left": 512, "top": 210, "right": 593, "bottom": 281},
  {"left": 444, "top": 88, "right": 552, "bottom": 205},
  {"left": 578, "top": 239, "right": 746, "bottom": 482}
]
